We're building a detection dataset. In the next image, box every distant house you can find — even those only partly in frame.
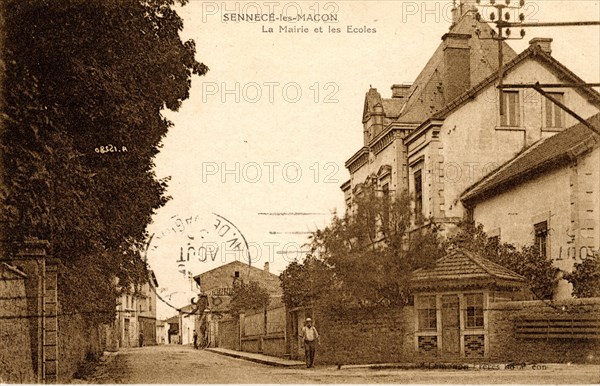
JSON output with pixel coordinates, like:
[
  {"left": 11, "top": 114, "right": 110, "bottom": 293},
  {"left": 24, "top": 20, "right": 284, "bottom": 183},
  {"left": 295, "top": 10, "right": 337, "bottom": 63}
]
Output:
[
  {"left": 462, "top": 115, "right": 600, "bottom": 298},
  {"left": 192, "top": 261, "right": 283, "bottom": 351},
  {"left": 178, "top": 303, "right": 202, "bottom": 346},
  {"left": 155, "top": 320, "right": 168, "bottom": 345},
  {"left": 115, "top": 271, "right": 159, "bottom": 348},
  {"left": 165, "top": 315, "right": 180, "bottom": 344},
  {"left": 194, "top": 260, "right": 281, "bottom": 313}
]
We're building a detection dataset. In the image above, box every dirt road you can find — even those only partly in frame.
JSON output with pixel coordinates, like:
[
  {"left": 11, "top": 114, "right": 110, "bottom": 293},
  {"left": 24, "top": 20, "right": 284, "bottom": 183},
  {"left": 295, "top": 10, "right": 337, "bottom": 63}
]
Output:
[{"left": 84, "top": 344, "right": 600, "bottom": 384}]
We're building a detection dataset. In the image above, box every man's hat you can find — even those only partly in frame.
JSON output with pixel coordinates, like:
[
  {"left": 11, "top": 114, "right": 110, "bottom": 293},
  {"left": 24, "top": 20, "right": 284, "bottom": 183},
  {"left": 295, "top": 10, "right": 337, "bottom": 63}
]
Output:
[{"left": 306, "top": 318, "right": 312, "bottom": 322}]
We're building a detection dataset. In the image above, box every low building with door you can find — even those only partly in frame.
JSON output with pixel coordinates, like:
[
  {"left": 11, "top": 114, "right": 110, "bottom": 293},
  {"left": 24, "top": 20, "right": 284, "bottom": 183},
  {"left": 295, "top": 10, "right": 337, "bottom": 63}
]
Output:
[
  {"left": 410, "top": 249, "right": 529, "bottom": 359},
  {"left": 461, "top": 115, "right": 600, "bottom": 298}
]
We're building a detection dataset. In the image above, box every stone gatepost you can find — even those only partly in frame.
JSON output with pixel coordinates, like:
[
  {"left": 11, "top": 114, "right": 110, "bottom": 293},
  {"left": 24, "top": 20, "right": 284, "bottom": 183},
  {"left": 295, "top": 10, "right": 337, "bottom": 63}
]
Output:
[{"left": 15, "top": 237, "right": 58, "bottom": 384}]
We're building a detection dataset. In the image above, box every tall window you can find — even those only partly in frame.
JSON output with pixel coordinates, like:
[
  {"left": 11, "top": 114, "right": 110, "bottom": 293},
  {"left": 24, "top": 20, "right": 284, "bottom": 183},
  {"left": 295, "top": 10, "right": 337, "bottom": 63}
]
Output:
[
  {"left": 501, "top": 91, "right": 520, "bottom": 127},
  {"left": 545, "top": 93, "right": 564, "bottom": 128},
  {"left": 534, "top": 221, "right": 549, "bottom": 258},
  {"left": 414, "top": 170, "right": 423, "bottom": 216},
  {"left": 382, "top": 183, "right": 390, "bottom": 230},
  {"left": 464, "top": 293, "right": 484, "bottom": 328},
  {"left": 418, "top": 296, "right": 437, "bottom": 330}
]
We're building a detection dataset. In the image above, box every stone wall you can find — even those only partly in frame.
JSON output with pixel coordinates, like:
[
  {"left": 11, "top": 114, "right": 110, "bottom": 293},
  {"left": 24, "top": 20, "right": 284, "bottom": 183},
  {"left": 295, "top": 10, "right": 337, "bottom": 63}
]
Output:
[
  {"left": 0, "top": 264, "right": 36, "bottom": 383},
  {"left": 488, "top": 298, "right": 600, "bottom": 364},
  {"left": 58, "top": 312, "right": 105, "bottom": 383},
  {"left": 314, "top": 306, "right": 415, "bottom": 365}
]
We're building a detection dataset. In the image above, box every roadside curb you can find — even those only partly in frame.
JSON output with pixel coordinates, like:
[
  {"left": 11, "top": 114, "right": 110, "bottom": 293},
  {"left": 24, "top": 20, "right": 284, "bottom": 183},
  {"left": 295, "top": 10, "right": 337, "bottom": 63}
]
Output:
[
  {"left": 205, "top": 348, "right": 305, "bottom": 368},
  {"left": 338, "top": 362, "right": 475, "bottom": 370},
  {"left": 337, "top": 362, "right": 586, "bottom": 371}
]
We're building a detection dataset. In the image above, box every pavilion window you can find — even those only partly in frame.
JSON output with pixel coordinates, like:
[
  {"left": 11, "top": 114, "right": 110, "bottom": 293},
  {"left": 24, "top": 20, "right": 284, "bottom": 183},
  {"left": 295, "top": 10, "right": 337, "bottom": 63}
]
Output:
[
  {"left": 417, "top": 296, "right": 437, "bottom": 331},
  {"left": 464, "top": 293, "right": 484, "bottom": 328}
]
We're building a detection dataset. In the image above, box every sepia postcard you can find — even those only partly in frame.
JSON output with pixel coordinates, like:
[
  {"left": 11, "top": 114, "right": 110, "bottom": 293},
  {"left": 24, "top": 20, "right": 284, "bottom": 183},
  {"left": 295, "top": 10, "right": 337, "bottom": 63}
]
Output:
[{"left": 0, "top": 0, "right": 599, "bottom": 384}]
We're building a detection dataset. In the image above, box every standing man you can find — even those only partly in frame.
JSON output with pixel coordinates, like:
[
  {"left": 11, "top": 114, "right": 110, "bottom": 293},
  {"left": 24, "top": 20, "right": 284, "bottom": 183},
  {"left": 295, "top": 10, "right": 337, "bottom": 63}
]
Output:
[
  {"left": 193, "top": 329, "right": 199, "bottom": 350},
  {"left": 300, "top": 317, "right": 320, "bottom": 368}
]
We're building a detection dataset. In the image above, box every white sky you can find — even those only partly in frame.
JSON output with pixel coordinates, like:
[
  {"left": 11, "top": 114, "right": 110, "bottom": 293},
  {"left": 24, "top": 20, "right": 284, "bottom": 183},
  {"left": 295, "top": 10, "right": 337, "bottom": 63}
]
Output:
[{"left": 146, "top": 0, "right": 600, "bottom": 319}]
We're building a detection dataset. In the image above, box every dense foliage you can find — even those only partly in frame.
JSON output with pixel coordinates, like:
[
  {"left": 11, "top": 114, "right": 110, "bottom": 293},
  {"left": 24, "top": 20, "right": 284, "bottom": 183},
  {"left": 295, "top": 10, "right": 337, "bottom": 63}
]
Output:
[
  {"left": 281, "top": 185, "right": 445, "bottom": 313},
  {"left": 564, "top": 252, "right": 600, "bottom": 298},
  {"left": 280, "top": 186, "right": 561, "bottom": 314},
  {"left": 0, "top": 0, "right": 207, "bottom": 323},
  {"left": 229, "top": 280, "right": 271, "bottom": 316},
  {"left": 279, "top": 254, "right": 334, "bottom": 309},
  {"left": 447, "top": 222, "right": 560, "bottom": 300}
]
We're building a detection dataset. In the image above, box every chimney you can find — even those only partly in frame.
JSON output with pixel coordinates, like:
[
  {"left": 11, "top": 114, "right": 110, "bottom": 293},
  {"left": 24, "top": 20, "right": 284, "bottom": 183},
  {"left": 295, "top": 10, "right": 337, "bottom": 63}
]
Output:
[
  {"left": 363, "top": 88, "right": 384, "bottom": 145},
  {"left": 264, "top": 262, "right": 269, "bottom": 273},
  {"left": 391, "top": 84, "right": 411, "bottom": 99},
  {"left": 452, "top": 0, "right": 478, "bottom": 26},
  {"left": 441, "top": 32, "right": 471, "bottom": 104},
  {"left": 529, "top": 38, "right": 552, "bottom": 55}
]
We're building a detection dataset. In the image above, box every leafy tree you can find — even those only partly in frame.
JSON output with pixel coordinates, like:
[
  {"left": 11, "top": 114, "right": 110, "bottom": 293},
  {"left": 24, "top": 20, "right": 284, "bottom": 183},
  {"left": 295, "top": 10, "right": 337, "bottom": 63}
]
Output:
[
  {"left": 279, "top": 255, "right": 335, "bottom": 310},
  {"left": 447, "top": 222, "right": 560, "bottom": 300},
  {"left": 0, "top": 0, "right": 207, "bottom": 323},
  {"left": 229, "top": 281, "right": 271, "bottom": 316},
  {"left": 564, "top": 252, "right": 600, "bottom": 298},
  {"left": 280, "top": 185, "right": 444, "bottom": 313},
  {"left": 281, "top": 188, "right": 562, "bottom": 313}
]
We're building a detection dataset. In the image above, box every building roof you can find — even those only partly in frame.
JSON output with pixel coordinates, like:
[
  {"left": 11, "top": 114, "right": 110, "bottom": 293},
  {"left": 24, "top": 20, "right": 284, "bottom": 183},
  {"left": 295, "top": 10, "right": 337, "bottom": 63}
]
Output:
[
  {"left": 411, "top": 249, "right": 526, "bottom": 291},
  {"left": 194, "top": 260, "right": 281, "bottom": 296},
  {"left": 381, "top": 98, "right": 404, "bottom": 119},
  {"left": 462, "top": 114, "right": 600, "bottom": 203},
  {"left": 432, "top": 44, "right": 600, "bottom": 121},
  {"left": 396, "top": 9, "right": 517, "bottom": 124}
]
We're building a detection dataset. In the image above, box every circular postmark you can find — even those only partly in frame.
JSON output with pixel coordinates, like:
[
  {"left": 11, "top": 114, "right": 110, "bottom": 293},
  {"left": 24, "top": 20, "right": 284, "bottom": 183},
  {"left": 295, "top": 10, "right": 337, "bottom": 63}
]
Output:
[{"left": 144, "top": 212, "right": 250, "bottom": 313}]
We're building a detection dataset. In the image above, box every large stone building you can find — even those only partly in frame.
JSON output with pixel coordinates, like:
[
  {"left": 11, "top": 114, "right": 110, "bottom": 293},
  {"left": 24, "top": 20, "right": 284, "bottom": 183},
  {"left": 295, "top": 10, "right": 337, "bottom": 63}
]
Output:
[
  {"left": 341, "top": 1, "right": 600, "bottom": 298},
  {"left": 342, "top": 1, "right": 518, "bottom": 214}
]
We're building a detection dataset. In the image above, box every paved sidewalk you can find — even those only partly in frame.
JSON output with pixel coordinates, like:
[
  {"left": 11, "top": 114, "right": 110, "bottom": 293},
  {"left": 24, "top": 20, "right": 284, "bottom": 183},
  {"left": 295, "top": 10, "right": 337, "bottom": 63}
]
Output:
[{"left": 205, "top": 347, "right": 305, "bottom": 367}]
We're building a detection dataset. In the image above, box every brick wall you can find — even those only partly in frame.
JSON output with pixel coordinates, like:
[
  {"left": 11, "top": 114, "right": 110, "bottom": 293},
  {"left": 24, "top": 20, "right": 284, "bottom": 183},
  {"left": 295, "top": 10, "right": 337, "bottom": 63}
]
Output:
[
  {"left": 314, "top": 306, "right": 415, "bottom": 365},
  {"left": 488, "top": 298, "right": 600, "bottom": 364}
]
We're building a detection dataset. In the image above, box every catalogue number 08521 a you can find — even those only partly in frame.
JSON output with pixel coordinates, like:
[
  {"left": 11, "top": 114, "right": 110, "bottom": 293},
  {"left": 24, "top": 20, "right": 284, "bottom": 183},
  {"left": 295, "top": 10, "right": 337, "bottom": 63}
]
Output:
[{"left": 95, "top": 144, "right": 128, "bottom": 154}]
